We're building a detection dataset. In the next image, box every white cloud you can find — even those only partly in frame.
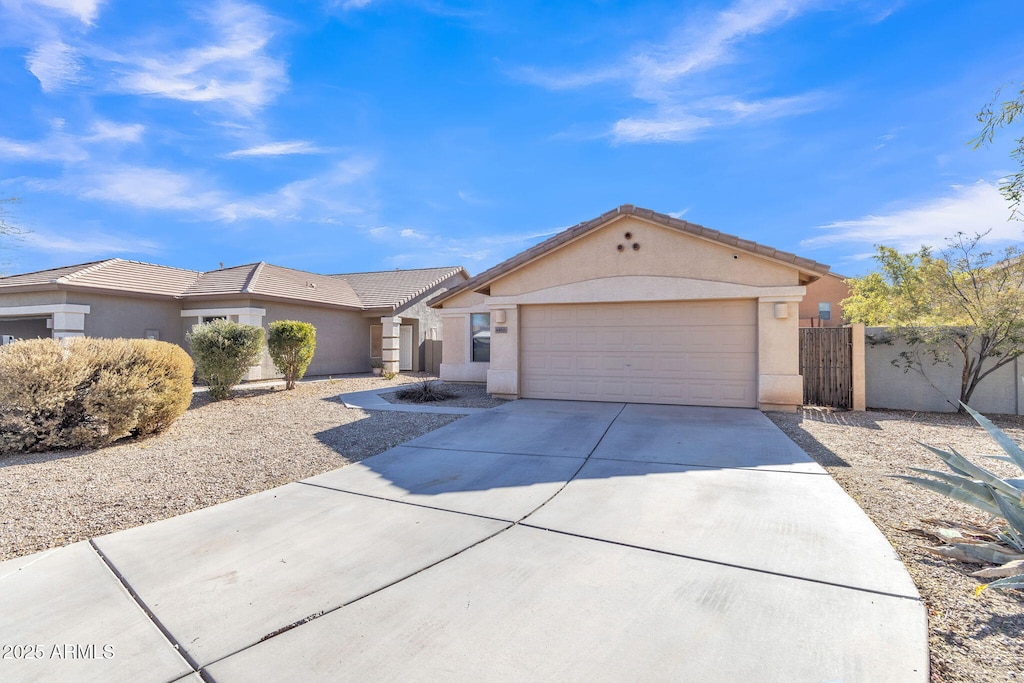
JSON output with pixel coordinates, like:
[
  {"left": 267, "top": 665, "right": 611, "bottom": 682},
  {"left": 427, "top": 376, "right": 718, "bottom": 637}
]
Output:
[
  {"left": 331, "top": 0, "right": 375, "bottom": 9},
  {"left": 400, "top": 228, "right": 426, "bottom": 240},
  {"left": 85, "top": 120, "right": 144, "bottom": 143},
  {"left": 611, "top": 113, "right": 713, "bottom": 144},
  {"left": 22, "top": 228, "right": 160, "bottom": 255},
  {"left": 26, "top": 40, "right": 81, "bottom": 92},
  {"left": 630, "top": 0, "right": 812, "bottom": 100},
  {"left": 0, "top": 119, "right": 144, "bottom": 163},
  {"left": 224, "top": 140, "right": 325, "bottom": 158},
  {"left": 802, "top": 181, "right": 1022, "bottom": 253},
  {"left": 78, "top": 166, "right": 226, "bottom": 211},
  {"left": 518, "top": 0, "right": 829, "bottom": 145},
  {"left": 23, "top": 0, "right": 103, "bottom": 24},
  {"left": 215, "top": 157, "right": 376, "bottom": 222},
  {"left": 112, "top": 1, "right": 287, "bottom": 113}
]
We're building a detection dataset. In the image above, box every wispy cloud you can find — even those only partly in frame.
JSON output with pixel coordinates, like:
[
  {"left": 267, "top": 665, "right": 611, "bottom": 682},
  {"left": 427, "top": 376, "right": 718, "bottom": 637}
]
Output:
[
  {"left": 516, "top": 0, "right": 830, "bottom": 144},
  {"left": 377, "top": 224, "right": 562, "bottom": 269},
  {"left": 330, "top": 0, "right": 375, "bottom": 9},
  {"left": 215, "top": 157, "right": 377, "bottom": 222},
  {"left": 27, "top": 40, "right": 82, "bottom": 92},
  {"left": 224, "top": 140, "right": 325, "bottom": 158},
  {"left": 0, "top": 119, "right": 144, "bottom": 163},
  {"left": 77, "top": 166, "right": 226, "bottom": 212},
  {"left": 22, "top": 0, "right": 104, "bottom": 25},
  {"left": 111, "top": 1, "right": 287, "bottom": 113},
  {"left": 802, "top": 181, "right": 1022, "bottom": 253},
  {"left": 22, "top": 228, "right": 161, "bottom": 255}
]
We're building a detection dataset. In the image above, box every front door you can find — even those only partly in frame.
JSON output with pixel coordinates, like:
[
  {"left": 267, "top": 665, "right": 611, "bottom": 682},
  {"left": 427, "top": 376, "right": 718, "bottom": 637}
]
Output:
[{"left": 400, "top": 325, "right": 414, "bottom": 371}]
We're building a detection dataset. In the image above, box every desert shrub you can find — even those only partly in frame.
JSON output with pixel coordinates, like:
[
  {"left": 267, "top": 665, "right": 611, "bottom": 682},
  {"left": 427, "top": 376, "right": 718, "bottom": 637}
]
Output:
[
  {"left": 187, "top": 319, "right": 264, "bottom": 400},
  {"left": 394, "top": 380, "right": 457, "bottom": 403},
  {"left": 0, "top": 338, "right": 194, "bottom": 455},
  {"left": 267, "top": 320, "right": 316, "bottom": 390}
]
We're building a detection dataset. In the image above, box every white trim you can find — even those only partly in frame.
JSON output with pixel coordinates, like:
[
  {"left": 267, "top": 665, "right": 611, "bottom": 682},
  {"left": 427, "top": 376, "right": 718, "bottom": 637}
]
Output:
[
  {"left": 484, "top": 276, "right": 806, "bottom": 306},
  {"left": 181, "top": 307, "right": 266, "bottom": 318},
  {"left": 0, "top": 303, "right": 90, "bottom": 316}
]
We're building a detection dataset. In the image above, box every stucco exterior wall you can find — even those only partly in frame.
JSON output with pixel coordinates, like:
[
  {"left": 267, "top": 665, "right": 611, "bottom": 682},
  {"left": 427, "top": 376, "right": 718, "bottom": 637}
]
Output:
[
  {"left": 800, "top": 273, "right": 849, "bottom": 328},
  {"left": 438, "top": 290, "right": 489, "bottom": 382},
  {"left": 864, "top": 327, "right": 1023, "bottom": 414},
  {"left": 75, "top": 294, "right": 184, "bottom": 345},
  {"left": 259, "top": 301, "right": 373, "bottom": 377},
  {"left": 0, "top": 290, "right": 68, "bottom": 307},
  {"left": 0, "top": 317, "right": 49, "bottom": 340},
  {"left": 490, "top": 216, "right": 799, "bottom": 297}
]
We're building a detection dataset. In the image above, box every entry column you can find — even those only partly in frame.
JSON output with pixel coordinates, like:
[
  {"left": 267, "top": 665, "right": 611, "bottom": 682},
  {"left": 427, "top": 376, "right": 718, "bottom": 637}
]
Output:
[{"left": 381, "top": 316, "right": 402, "bottom": 375}]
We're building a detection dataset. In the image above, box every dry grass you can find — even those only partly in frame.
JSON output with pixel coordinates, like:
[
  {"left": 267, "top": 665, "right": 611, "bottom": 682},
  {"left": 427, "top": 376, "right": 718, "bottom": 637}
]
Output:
[{"left": 766, "top": 408, "right": 1024, "bottom": 683}]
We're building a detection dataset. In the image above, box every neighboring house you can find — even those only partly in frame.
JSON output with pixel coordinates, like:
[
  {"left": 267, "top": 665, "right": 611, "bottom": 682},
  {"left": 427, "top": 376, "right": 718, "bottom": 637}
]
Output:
[
  {"left": 0, "top": 259, "right": 466, "bottom": 378},
  {"left": 429, "top": 205, "right": 829, "bottom": 411},
  {"left": 799, "top": 272, "right": 850, "bottom": 328}
]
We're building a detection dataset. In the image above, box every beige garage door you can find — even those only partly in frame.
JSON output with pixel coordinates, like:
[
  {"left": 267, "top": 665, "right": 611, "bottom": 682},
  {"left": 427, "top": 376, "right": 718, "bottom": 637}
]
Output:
[{"left": 520, "top": 300, "right": 757, "bottom": 407}]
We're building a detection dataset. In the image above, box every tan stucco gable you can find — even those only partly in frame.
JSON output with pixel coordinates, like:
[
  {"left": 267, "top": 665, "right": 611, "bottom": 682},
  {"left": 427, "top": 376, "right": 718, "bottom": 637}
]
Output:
[
  {"left": 489, "top": 215, "right": 802, "bottom": 297},
  {"left": 433, "top": 205, "right": 831, "bottom": 411}
]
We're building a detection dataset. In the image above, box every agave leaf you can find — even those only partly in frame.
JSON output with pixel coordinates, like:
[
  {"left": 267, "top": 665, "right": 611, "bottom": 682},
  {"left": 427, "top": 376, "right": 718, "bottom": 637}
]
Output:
[
  {"left": 979, "top": 454, "right": 1018, "bottom": 465},
  {"left": 893, "top": 475, "right": 1003, "bottom": 516},
  {"left": 961, "top": 402, "right": 1024, "bottom": 474},
  {"left": 979, "top": 574, "right": 1024, "bottom": 593},
  {"left": 923, "top": 543, "right": 1024, "bottom": 564},
  {"left": 1000, "top": 525, "right": 1024, "bottom": 553},
  {"left": 971, "top": 559, "right": 1024, "bottom": 579},
  {"left": 917, "top": 441, "right": 1022, "bottom": 499},
  {"left": 916, "top": 442, "right": 973, "bottom": 477},
  {"left": 907, "top": 468, "right": 1001, "bottom": 506},
  {"left": 992, "top": 488, "right": 1024, "bottom": 540}
]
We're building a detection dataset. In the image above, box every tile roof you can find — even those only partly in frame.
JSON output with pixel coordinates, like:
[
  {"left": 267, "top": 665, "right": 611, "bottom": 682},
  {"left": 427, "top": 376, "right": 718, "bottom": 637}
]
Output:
[
  {"left": 248, "top": 263, "right": 362, "bottom": 309},
  {"left": 332, "top": 266, "right": 467, "bottom": 310},
  {"left": 0, "top": 258, "right": 202, "bottom": 297},
  {"left": 430, "top": 204, "right": 831, "bottom": 306},
  {"left": 0, "top": 259, "right": 460, "bottom": 311},
  {"left": 183, "top": 262, "right": 362, "bottom": 308}
]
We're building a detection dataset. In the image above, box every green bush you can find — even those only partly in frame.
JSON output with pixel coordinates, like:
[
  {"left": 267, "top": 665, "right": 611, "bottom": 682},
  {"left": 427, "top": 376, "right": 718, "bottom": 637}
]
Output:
[
  {"left": 187, "top": 319, "right": 264, "bottom": 400},
  {"left": 0, "top": 338, "right": 194, "bottom": 455},
  {"left": 267, "top": 320, "right": 316, "bottom": 390}
]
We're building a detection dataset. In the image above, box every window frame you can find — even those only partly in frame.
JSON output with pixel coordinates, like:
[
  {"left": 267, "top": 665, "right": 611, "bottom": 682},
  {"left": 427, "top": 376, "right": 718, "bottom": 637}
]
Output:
[{"left": 470, "top": 312, "right": 491, "bottom": 363}]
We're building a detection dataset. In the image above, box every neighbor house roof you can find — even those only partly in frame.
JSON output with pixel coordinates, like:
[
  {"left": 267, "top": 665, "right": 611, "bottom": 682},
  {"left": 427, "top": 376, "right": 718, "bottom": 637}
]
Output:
[
  {"left": 429, "top": 204, "right": 831, "bottom": 307},
  {"left": 0, "top": 258, "right": 460, "bottom": 311},
  {"left": 331, "top": 266, "right": 468, "bottom": 311},
  {"left": 181, "top": 263, "right": 363, "bottom": 309},
  {"left": 0, "top": 258, "right": 202, "bottom": 298}
]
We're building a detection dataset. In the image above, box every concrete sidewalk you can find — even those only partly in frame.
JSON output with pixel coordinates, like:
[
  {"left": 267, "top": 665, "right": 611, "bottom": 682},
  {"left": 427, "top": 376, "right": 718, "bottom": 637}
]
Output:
[{"left": 0, "top": 400, "right": 928, "bottom": 682}]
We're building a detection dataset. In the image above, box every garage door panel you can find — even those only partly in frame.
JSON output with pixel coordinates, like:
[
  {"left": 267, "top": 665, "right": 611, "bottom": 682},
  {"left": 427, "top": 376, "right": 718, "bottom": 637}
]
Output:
[{"left": 521, "top": 301, "right": 757, "bottom": 408}]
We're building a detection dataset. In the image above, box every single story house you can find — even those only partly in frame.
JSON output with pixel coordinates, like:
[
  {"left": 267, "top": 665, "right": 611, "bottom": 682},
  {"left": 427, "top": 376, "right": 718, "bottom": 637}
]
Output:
[
  {"left": 0, "top": 259, "right": 467, "bottom": 378},
  {"left": 799, "top": 272, "right": 850, "bottom": 328},
  {"left": 429, "top": 205, "right": 830, "bottom": 411}
]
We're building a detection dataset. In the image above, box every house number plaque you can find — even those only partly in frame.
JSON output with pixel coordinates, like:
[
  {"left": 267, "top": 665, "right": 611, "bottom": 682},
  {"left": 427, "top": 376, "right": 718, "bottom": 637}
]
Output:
[{"left": 494, "top": 326, "right": 509, "bottom": 333}]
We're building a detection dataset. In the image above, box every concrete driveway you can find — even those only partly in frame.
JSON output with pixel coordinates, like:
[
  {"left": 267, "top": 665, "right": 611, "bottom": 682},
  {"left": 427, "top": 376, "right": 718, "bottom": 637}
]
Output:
[{"left": 0, "top": 400, "right": 928, "bottom": 682}]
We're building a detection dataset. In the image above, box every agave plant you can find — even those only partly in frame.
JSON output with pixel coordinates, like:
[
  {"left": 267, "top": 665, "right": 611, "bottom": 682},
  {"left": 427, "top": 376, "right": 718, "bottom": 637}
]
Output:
[{"left": 895, "top": 402, "right": 1024, "bottom": 594}]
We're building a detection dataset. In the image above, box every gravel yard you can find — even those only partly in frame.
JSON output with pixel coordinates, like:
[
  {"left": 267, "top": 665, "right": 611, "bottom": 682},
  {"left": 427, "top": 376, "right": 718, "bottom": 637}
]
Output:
[
  {"left": 0, "top": 374, "right": 462, "bottom": 563},
  {"left": 767, "top": 408, "right": 1024, "bottom": 683}
]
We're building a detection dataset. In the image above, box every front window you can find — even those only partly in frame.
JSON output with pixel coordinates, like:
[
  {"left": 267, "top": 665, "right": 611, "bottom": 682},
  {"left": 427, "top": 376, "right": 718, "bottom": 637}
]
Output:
[
  {"left": 471, "top": 313, "right": 490, "bottom": 363},
  {"left": 818, "top": 302, "right": 831, "bottom": 321}
]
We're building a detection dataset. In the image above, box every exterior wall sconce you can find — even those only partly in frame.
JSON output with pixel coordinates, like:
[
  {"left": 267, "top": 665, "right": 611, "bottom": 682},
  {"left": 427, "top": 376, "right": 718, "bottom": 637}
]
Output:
[{"left": 773, "top": 303, "right": 789, "bottom": 319}]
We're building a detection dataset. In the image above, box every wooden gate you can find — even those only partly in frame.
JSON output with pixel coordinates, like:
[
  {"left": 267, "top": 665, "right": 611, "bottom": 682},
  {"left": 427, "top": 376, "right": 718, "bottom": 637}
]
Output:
[{"left": 799, "top": 327, "right": 853, "bottom": 409}]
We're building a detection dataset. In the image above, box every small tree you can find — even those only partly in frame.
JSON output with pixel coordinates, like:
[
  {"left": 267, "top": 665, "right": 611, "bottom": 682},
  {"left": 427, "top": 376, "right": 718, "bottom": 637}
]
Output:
[
  {"left": 974, "top": 82, "right": 1024, "bottom": 220},
  {"left": 267, "top": 320, "right": 316, "bottom": 390},
  {"left": 187, "top": 319, "right": 264, "bottom": 400},
  {"left": 843, "top": 233, "right": 1024, "bottom": 409}
]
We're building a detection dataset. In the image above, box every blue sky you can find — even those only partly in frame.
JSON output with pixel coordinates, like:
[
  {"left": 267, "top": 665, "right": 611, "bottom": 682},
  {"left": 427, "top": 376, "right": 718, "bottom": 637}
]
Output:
[{"left": 0, "top": 0, "right": 1021, "bottom": 278}]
